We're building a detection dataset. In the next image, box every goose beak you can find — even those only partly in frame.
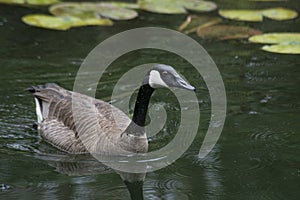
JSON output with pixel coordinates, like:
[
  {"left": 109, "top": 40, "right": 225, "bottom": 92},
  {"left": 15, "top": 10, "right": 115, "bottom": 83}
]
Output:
[{"left": 175, "top": 77, "right": 195, "bottom": 91}]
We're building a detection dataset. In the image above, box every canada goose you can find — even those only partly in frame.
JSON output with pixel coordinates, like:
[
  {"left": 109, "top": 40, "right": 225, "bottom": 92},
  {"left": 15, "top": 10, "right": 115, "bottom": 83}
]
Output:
[{"left": 28, "top": 64, "right": 195, "bottom": 155}]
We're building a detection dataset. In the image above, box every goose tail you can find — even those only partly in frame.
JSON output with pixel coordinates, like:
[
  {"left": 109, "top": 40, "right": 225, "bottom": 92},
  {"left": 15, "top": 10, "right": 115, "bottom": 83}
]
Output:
[{"left": 27, "top": 83, "right": 59, "bottom": 124}]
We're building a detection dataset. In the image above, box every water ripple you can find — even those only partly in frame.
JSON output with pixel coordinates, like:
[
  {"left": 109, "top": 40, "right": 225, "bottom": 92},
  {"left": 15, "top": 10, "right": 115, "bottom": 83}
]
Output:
[{"left": 248, "top": 127, "right": 292, "bottom": 147}]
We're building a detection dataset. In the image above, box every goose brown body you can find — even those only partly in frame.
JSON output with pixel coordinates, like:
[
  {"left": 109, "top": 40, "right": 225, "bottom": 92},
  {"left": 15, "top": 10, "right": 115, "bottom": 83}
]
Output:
[
  {"left": 29, "top": 83, "right": 148, "bottom": 155},
  {"left": 28, "top": 64, "right": 195, "bottom": 156}
]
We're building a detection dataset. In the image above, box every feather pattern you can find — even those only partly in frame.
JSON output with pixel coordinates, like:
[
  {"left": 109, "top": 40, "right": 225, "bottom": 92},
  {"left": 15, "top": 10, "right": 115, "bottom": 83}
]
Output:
[
  {"left": 28, "top": 83, "right": 148, "bottom": 155},
  {"left": 27, "top": 65, "right": 195, "bottom": 156}
]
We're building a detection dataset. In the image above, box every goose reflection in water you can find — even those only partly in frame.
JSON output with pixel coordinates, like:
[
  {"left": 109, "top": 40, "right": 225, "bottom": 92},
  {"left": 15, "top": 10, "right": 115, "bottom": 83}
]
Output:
[{"left": 35, "top": 153, "right": 145, "bottom": 200}]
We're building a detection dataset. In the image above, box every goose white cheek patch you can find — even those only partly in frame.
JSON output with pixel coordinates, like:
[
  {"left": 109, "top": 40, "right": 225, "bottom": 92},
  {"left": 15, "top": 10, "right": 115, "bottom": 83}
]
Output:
[{"left": 149, "top": 70, "right": 169, "bottom": 88}]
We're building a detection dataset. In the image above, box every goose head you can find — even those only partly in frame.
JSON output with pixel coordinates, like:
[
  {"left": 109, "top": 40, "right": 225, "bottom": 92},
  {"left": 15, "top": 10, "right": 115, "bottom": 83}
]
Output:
[
  {"left": 128, "top": 64, "right": 195, "bottom": 130},
  {"left": 143, "top": 64, "right": 195, "bottom": 91}
]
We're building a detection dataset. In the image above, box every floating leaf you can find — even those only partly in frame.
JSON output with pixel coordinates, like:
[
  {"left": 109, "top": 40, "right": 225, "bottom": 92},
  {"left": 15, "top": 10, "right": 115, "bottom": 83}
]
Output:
[
  {"left": 0, "top": 0, "right": 59, "bottom": 5},
  {"left": 197, "top": 25, "right": 262, "bottom": 40},
  {"left": 219, "top": 10, "right": 262, "bottom": 21},
  {"left": 182, "top": 0, "right": 217, "bottom": 12},
  {"left": 50, "top": 3, "right": 96, "bottom": 19},
  {"left": 249, "top": 33, "right": 300, "bottom": 44},
  {"left": 178, "top": 15, "right": 222, "bottom": 34},
  {"left": 22, "top": 14, "right": 113, "bottom": 31},
  {"left": 138, "top": 0, "right": 217, "bottom": 14},
  {"left": 219, "top": 7, "right": 298, "bottom": 22},
  {"left": 99, "top": 2, "right": 140, "bottom": 9},
  {"left": 73, "top": 18, "right": 113, "bottom": 27},
  {"left": 249, "top": 33, "right": 300, "bottom": 54},
  {"left": 249, "top": 0, "right": 287, "bottom": 1},
  {"left": 50, "top": 2, "right": 138, "bottom": 20},
  {"left": 262, "top": 42, "right": 300, "bottom": 54},
  {"left": 262, "top": 8, "right": 298, "bottom": 21},
  {"left": 27, "top": 0, "right": 58, "bottom": 5},
  {"left": 22, "top": 14, "right": 78, "bottom": 30},
  {"left": 138, "top": 0, "right": 185, "bottom": 14},
  {"left": 97, "top": 3, "right": 138, "bottom": 20}
]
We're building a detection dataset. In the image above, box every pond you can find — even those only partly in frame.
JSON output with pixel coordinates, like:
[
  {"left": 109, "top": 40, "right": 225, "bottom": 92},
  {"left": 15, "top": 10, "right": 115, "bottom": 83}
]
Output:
[{"left": 0, "top": 0, "right": 299, "bottom": 199}]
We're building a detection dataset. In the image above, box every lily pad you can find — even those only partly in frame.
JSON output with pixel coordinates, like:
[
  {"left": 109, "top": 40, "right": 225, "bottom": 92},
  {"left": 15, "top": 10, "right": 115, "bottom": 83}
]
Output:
[
  {"left": 262, "top": 42, "right": 300, "bottom": 54},
  {"left": 97, "top": 3, "right": 138, "bottom": 20},
  {"left": 138, "top": 0, "right": 217, "bottom": 14},
  {"left": 50, "top": 2, "right": 138, "bottom": 20},
  {"left": 219, "top": 10, "right": 262, "bottom": 21},
  {"left": 22, "top": 14, "right": 113, "bottom": 31},
  {"left": 197, "top": 25, "right": 262, "bottom": 40},
  {"left": 182, "top": 0, "right": 217, "bottom": 12},
  {"left": 249, "top": 33, "right": 300, "bottom": 54},
  {"left": 249, "top": 0, "right": 287, "bottom": 1},
  {"left": 0, "top": 0, "right": 59, "bottom": 5},
  {"left": 249, "top": 33, "right": 300, "bottom": 44},
  {"left": 219, "top": 7, "right": 298, "bottom": 22},
  {"left": 262, "top": 8, "right": 298, "bottom": 21},
  {"left": 99, "top": 2, "right": 140, "bottom": 9},
  {"left": 178, "top": 15, "right": 222, "bottom": 34}
]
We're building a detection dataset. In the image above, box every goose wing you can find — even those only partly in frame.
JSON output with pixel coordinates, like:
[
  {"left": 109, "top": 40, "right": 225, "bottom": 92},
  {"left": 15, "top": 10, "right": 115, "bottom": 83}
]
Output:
[{"left": 28, "top": 83, "right": 131, "bottom": 154}]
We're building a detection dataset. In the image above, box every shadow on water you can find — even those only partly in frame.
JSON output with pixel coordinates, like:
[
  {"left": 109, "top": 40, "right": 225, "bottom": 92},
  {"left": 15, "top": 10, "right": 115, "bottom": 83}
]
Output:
[{"left": 36, "top": 153, "right": 146, "bottom": 200}]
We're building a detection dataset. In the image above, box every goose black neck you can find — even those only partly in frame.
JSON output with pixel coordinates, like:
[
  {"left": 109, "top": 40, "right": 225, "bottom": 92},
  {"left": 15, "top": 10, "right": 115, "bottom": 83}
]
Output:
[{"left": 132, "top": 84, "right": 154, "bottom": 127}]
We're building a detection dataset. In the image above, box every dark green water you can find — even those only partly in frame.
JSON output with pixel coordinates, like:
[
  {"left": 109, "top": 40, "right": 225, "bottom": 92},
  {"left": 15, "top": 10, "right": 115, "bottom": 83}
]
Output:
[{"left": 1, "top": 0, "right": 300, "bottom": 199}]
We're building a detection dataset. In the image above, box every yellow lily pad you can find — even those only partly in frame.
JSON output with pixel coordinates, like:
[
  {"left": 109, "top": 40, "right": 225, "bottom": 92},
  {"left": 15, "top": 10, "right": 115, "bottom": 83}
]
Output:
[
  {"left": 249, "top": 0, "right": 287, "bottom": 1},
  {"left": 262, "top": 8, "right": 298, "bottom": 21},
  {"left": 138, "top": 0, "right": 217, "bottom": 14},
  {"left": 219, "top": 7, "right": 298, "bottom": 22},
  {"left": 22, "top": 14, "right": 113, "bottom": 31},
  {"left": 219, "top": 10, "right": 262, "bottom": 21},
  {"left": 249, "top": 33, "right": 300, "bottom": 44},
  {"left": 197, "top": 25, "right": 262, "bottom": 40},
  {"left": 249, "top": 33, "right": 300, "bottom": 54},
  {"left": 73, "top": 18, "right": 113, "bottom": 27},
  {"left": 178, "top": 15, "right": 222, "bottom": 34},
  {"left": 0, "top": 0, "right": 58, "bottom": 5},
  {"left": 50, "top": 2, "right": 138, "bottom": 20},
  {"left": 22, "top": 14, "right": 78, "bottom": 30},
  {"left": 262, "top": 42, "right": 300, "bottom": 54}
]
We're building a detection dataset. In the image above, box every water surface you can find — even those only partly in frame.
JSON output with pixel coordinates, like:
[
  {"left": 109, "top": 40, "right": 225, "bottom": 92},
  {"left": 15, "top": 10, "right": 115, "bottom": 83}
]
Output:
[{"left": 1, "top": 0, "right": 300, "bottom": 199}]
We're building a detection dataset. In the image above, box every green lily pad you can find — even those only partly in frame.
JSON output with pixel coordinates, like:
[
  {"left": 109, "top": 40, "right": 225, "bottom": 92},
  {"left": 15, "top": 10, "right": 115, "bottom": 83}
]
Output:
[
  {"left": 219, "top": 7, "right": 298, "bottom": 22},
  {"left": 22, "top": 14, "right": 113, "bottom": 31},
  {"left": 262, "top": 42, "right": 300, "bottom": 54},
  {"left": 50, "top": 2, "right": 138, "bottom": 20},
  {"left": 50, "top": 3, "right": 96, "bottom": 19},
  {"left": 138, "top": 0, "right": 185, "bottom": 14},
  {"left": 182, "top": 0, "right": 217, "bottom": 12},
  {"left": 197, "top": 25, "right": 262, "bottom": 40},
  {"left": 97, "top": 3, "right": 138, "bottom": 20},
  {"left": 249, "top": 33, "right": 300, "bottom": 44},
  {"left": 99, "top": 2, "right": 140, "bottom": 9},
  {"left": 0, "top": 0, "right": 58, "bottom": 6},
  {"left": 138, "top": 0, "right": 217, "bottom": 14},
  {"left": 178, "top": 15, "right": 222, "bottom": 34}
]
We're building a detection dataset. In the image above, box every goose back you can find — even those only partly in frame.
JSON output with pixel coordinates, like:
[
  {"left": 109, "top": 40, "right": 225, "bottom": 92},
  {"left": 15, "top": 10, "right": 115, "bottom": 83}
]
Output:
[{"left": 28, "top": 83, "right": 148, "bottom": 155}]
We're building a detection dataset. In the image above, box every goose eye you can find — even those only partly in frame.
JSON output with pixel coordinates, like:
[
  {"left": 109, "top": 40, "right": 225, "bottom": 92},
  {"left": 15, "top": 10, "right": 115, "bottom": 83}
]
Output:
[{"left": 162, "top": 71, "right": 168, "bottom": 76}]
